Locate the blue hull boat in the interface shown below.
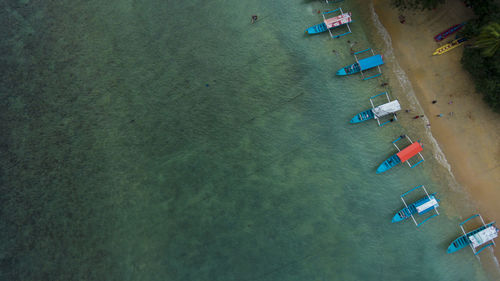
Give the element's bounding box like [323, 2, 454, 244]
[336, 54, 383, 76]
[448, 222, 496, 254]
[392, 193, 438, 223]
[306, 23, 328, 34]
[376, 154, 401, 174]
[350, 109, 374, 123]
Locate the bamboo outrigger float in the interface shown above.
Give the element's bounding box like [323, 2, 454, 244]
[432, 38, 468, 55]
[448, 214, 499, 255]
[305, 7, 352, 39]
[350, 92, 401, 126]
[337, 48, 384, 80]
[376, 135, 424, 174]
[392, 185, 440, 227]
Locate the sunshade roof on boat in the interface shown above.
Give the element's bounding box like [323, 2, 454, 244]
[416, 198, 439, 214]
[373, 100, 401, 119]
[358, 55, 384, 71]
[397, 142, 423, 163]
[469, 226, 498, 248]
[324, 13, 352, 29]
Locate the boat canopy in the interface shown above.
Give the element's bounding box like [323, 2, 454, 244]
[324, 13, 352, 29]
[416, 197, 439, 214]
[358, 55, 384, 71]
[469, 226, 498, 248]
[397, 142, 423, 163]
[373, 100, 401, 119]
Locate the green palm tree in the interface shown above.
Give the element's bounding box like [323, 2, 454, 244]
[475, 22, 500, 57]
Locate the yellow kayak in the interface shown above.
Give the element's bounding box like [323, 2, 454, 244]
[432, 38, 468, 56]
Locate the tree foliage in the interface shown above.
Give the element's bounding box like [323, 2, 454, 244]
[460, 1, 500, 112]
[475, 22, 500, 57]
[391, 0, 445, 10]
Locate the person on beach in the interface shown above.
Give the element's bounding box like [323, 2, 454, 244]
[432, 100, 437, 104]
[251, 15, 258, 24]
[399, 15, 406, 24]
[437, 113, 443, 117]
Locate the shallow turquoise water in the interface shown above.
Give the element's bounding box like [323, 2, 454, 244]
[0, 0, 495, 280]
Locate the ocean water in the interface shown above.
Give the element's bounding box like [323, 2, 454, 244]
[0, 0, 496, 280]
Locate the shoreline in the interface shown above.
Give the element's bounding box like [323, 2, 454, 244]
[371, 0, 500, 260]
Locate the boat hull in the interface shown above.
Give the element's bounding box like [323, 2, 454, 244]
[433, 38, 468, 55]
[350, 109, 374, 123]
[434, 23, 465, 42]
[305, 23, 328, 34]
[447, 222, 496, 254]
[376, 154, 401, 174]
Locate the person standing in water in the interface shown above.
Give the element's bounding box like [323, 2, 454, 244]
[251, 15, 258, 24]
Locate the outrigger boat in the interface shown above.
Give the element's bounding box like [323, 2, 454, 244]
[376, 135, 424, 174]
[305, 7, 352, 39]
[432, 38, 468, 55]
[350, 92, 401, 126]
[434, 22, 466, 42]
[392, 185, 440, 227]
[448, 214, 499, 255]
[336, 48, 384, 80]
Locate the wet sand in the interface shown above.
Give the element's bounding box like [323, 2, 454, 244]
[373, 0, 500, 254]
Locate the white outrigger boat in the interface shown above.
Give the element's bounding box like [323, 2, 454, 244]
[448, 214, 499, 255]
[392, 185, 440, 227]
[350, 92, 401, 126]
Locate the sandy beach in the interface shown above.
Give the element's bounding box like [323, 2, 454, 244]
[373, 0, 500, 256]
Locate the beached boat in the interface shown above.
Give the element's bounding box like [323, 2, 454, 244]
[337, 48, 384, 80]
[350, 92, 400, 126]
[392, 185, 440, 227]
[434, 22, 466, 42]
[432, 38, 468, 55]
[376, 135, 424, 174]
[448, 214, 499, 255]
[305, 8, 352, 38]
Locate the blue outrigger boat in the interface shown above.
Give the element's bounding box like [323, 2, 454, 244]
[336, 48, 384, 80]
[377, 135, 424, 174]
[448, 214, 499, 255]
[392, 185, 440, 227]
[350, 92, 400, 126]
[305, 7, 352, 39]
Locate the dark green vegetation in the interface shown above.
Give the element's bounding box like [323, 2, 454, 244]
[460, 0, 500, 112]
[391, 0, 445, 10]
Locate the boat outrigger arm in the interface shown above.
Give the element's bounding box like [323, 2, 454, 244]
[459, 214, 498, 255]
[354, 48, 383, 80]
[322, 8, 352, 39]
[397, 185, 440, 227]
